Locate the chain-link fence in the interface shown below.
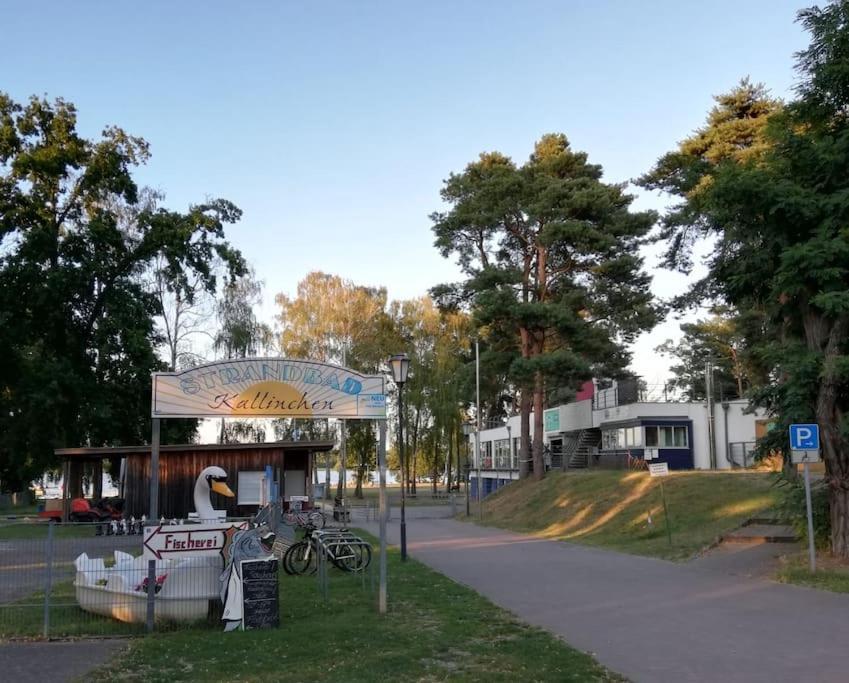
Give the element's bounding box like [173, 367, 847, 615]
[0, 521, 224, 638]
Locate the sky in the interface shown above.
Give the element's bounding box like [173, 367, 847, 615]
[2, 0, 810, 387]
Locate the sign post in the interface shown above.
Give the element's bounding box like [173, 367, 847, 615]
[649, 462, 672, 546]
[790, 424, 821, 573]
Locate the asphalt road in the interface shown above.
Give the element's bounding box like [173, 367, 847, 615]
[0, 639, 127, 682]
[362, 517, 849, 683]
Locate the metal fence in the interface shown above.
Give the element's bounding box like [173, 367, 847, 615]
[342, 495, 462, 523]
[0, 521, 224, 638]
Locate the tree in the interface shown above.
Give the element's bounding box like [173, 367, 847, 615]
[391, 296, 471, 494]
[213, 269, 273, 444]
[656, 307, 763, 401]
[276, 272, 395, 497]
[0, 94, 244, 491]
[152, 246, 217, 372]
[432, 134, 658, 479]
[640, 2, 849, 557]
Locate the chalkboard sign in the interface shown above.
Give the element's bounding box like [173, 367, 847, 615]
[241, 558, 279, 630]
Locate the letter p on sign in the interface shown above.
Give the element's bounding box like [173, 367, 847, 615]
[790, 424, 820, 451]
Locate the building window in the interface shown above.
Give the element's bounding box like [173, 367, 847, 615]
[644, 425, 688, 448]
[513, 437, 520, 468]
[237, 471, 265, 505]
[601, 426, 643, 450]
[479, 441, 493, 468]
[494, 439, 511, 468]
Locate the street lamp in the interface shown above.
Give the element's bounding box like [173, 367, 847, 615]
[462, 422, 474, 516]
[389, 353, 410, 561]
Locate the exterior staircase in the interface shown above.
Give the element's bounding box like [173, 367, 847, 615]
[564, 429, 601, 469]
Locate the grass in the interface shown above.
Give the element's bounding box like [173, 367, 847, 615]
[0, 579, 147, 638]
[0, 522, 107, 540]
[86, 532, 623, 682]
[776, 552, 849, 593]
[472, 470, 781, 561]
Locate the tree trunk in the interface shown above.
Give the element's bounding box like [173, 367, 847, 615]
[810, 313, 849, 556]
[519, 390, 531, 479]
[446, 426, 453, 493]
[354, 464, 365, 498]
[532, 370, 545, 480]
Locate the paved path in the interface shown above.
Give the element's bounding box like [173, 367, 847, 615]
[0, 639, 127, 682]
[362, 517, 849, 683]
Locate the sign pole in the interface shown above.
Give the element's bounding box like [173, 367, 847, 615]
[660, 479, 672, 546]
[149, 417, 160, 520]
[789, 424, 821, 574]
[377, 420, 388, 614]
[803, 460, 816, 573]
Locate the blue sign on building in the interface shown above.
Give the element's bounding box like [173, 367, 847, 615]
[789, 424, 820, 451]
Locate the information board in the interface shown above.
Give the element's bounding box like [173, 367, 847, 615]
[648, 462, 669, 477]
[241, 558, 279, 630]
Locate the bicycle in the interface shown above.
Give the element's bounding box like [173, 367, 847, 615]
[283, 508, 326, 529]
[283, 526, 371, 576]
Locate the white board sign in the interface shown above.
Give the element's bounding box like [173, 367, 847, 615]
[648, 462, 669, 477]
[152, 358, 386, 419]
[791, 450, 822, 465]
[644, 448, 658, 461]
[143, 521, 248, 560]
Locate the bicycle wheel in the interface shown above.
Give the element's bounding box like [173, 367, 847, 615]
[307, 510, 326, 529]
[332, 542, 372, 573]
[284, 541, 316, 575]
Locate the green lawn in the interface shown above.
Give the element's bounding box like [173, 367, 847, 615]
[0, 578, 147, 638]
[87, 534, 623, 682]
[472, 470, 781, 561]
[776, 553, 849, 594]
[0, 522, 104, 540]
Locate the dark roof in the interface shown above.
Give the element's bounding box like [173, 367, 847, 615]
[55, 440, 336, 459]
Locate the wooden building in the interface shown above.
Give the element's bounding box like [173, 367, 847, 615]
[54, 441, 334, 520]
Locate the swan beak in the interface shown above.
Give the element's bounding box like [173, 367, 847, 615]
[211, 480, 235, 498]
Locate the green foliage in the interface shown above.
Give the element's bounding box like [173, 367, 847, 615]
[640, 3, 849, 554]
[432, 133, 659, 473]
[775, 474, 832, 550]
[0, 94, 243, 490]
[656, 306, 765, 401]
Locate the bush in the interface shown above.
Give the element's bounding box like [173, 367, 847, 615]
[775, 474, 831, 550]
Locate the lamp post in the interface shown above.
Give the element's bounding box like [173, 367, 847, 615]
[389, 353, 410, 561]
[462, 422, 473, 516]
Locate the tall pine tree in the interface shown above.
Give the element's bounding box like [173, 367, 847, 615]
[432, 134, 657, 478]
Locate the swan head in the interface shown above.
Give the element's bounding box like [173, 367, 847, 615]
[198, 466, 235, 499]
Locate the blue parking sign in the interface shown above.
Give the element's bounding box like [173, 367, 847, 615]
[789, 424, 820, 450]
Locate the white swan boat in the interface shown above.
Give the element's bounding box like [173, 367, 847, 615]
[74, 466, 236, 623]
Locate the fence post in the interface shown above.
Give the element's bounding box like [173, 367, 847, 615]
[42, 520, 55, 638]
[146, 559, 156, 632]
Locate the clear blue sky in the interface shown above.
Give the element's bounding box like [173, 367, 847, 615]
[2, 0, 809, 383]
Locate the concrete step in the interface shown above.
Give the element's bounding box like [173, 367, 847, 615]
[722, 524, 798, 543]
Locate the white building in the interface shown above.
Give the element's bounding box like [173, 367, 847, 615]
[468, 379, 771, 499]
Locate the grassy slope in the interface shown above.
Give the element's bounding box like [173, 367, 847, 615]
[88, 538, 623, 683]
[476, 470, 781, 561]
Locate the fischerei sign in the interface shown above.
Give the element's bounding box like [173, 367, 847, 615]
[143, 522, 249, 561]
[152, 358, 386, 419]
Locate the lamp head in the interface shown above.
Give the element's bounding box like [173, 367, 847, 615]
[389, 353, 410, 385]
